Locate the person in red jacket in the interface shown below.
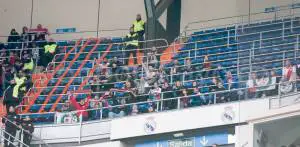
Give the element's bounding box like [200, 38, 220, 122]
[69, 93, 91, 121]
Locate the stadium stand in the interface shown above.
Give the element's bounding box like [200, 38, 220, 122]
[0, 15, 296, 124]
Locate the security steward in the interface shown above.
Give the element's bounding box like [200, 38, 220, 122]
[132, 14, 145, 48]
[21, 116, 34, 146]
[3, 80, 19, 113]
[41, 41, 57, 67]
[2, 106, 21, 147]
[125, 27, 139, 65]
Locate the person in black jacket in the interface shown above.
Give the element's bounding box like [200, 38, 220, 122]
[3, 80, 19, 112]
[21, 116, 34, 146]
[2, 106, 21, 147]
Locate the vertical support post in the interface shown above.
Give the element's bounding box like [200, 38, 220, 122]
[259, 32, 262, 49]
[194, 42, 197, 58]
[78, 115, 82, 145]
[227, 30, 230, 47]
[100, 108, 103, 120]
[213, 93, 217, 104]
[295, 35, 299, 61]
[177, 97, 180, 109]
[282, 21, 285, 39]
[291, 18, 293, 32]
[160, 93, 163, 111]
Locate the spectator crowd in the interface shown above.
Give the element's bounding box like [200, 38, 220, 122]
[1, 14, 300, 129]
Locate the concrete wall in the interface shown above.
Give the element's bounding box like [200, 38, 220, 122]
[1, 0, 299, 41]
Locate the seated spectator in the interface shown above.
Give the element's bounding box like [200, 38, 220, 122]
[148, 83, 162, 110]
[210, 76, 226, 103]
[90, 101, 102, 120]
[214, 64, 226, 81]
[224, 71, 239, 101]
[189, 87, 207, 106]
[7, 29, 20, 50]
[247, 72, 257, 99]
[265, 70, 278, 96]
[180, 89, 189, 108]
[158, 65, 168, 84]
[280, 60, 296, 94]
[9, 51, 17, 65]
[131, 104, 139, 115]
[89, 76, 102, 97]
[109, 57, 123, 82]
[143, 63, 159, 85]
[183, 58, 194, 81]
[162, 82, 175, 110]
[139, 98, 156, 113]
[170, 59, 182, 81]
[202, 55, 212, 78]
[124, 81, 137, 103]
[69, 92, 91, 121]
[61, 100, 75, 112]
[172, 81, 183, 98]
[108, 98, 125, 119]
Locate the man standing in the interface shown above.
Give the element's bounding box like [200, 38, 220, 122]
[124, 27, 139, 65]
[132, 14, 145, 48]
[2, 106, 20, 147]
[21, 116, 34, 147]
[3, 80, 19, 112]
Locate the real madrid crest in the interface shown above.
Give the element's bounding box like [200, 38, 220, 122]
[144, 117, 157, 134]
[221, 106, 235, 123]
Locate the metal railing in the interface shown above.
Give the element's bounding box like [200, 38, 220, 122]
[1, 115, 51, 147]
[0, 127, 29, 147]
[30, 31, 300, 91]
[17, 78, 300, 123]
[182, 3, 300, 36]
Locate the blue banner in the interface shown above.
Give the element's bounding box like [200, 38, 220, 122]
[56, 28, 76, 33]
[136, 133, 228, 147]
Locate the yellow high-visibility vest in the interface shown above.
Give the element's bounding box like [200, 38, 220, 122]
[14, 76, 26, 86]
[13, 85, 20, 98]
[44, 44, 57, 54]
[133, 20, 145, 32]
[126, 33, 139, 46]
[23, 58, 34, 71]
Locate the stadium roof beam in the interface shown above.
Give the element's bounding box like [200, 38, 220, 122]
[144, 0, 181, 44]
